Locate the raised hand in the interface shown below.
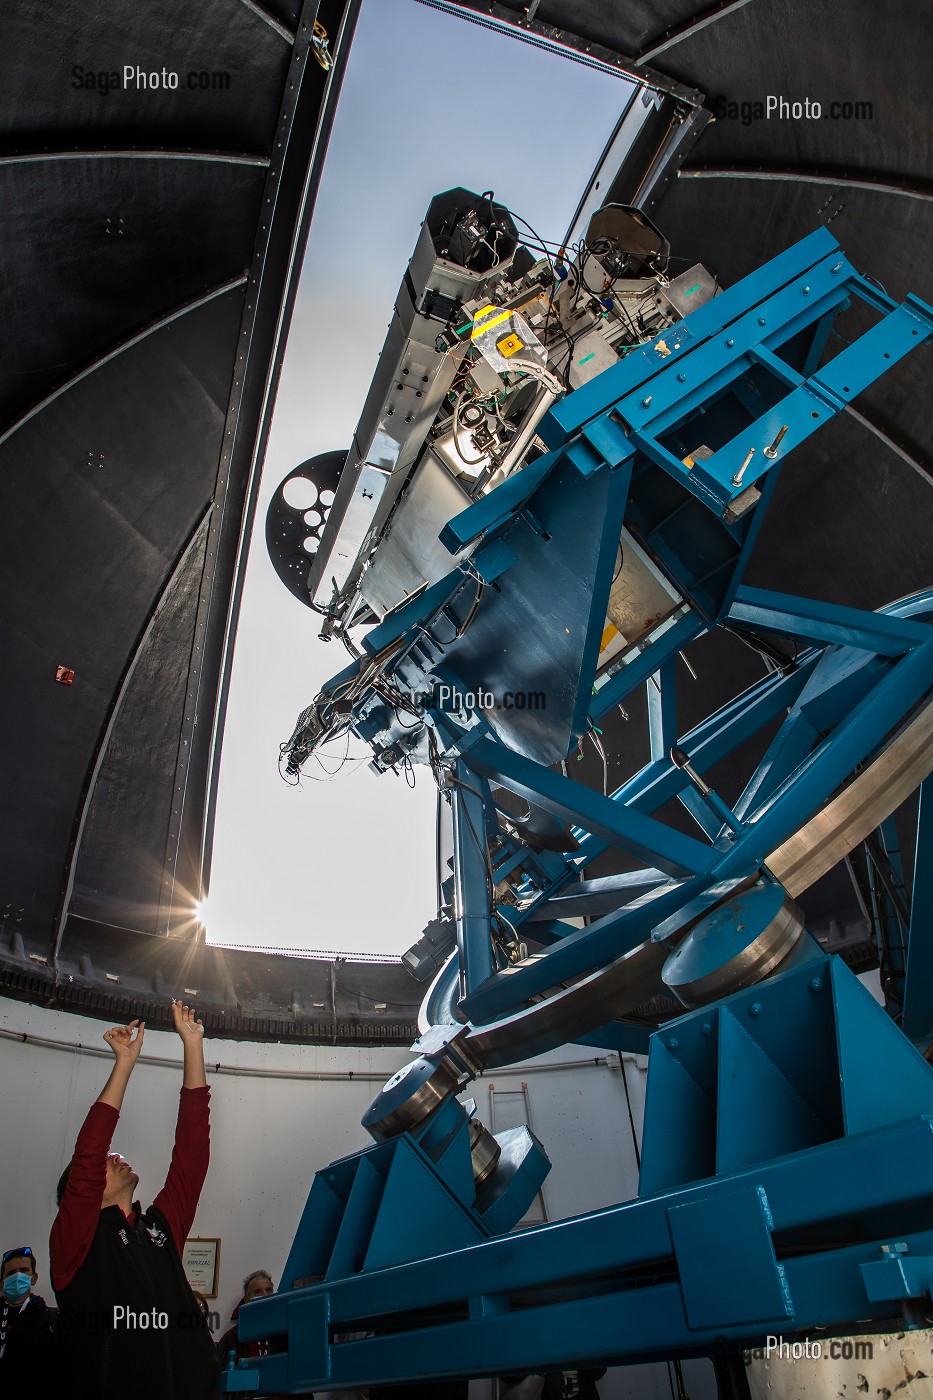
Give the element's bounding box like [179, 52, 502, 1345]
[171, 1000, 204, 1041]
[172, 1000, 207, 1089]
[103, 1019, 145, 1065]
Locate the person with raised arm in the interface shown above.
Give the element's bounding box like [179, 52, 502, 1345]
[51, 1002, 219, 1399]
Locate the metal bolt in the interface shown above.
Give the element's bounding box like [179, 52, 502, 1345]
[763, 424, 789, 459]
[809, 977, 823, 992]
[801, 285, 810, 295]
[677, 372, 687, 383]
[641, 395, 653, 407]
[757, 316, 766, 326]
[668, 1037, 679, 1050]
[732, 446, 755, 487]
[725, 338, 734, 347]
[701, 1023, 712, 1036]
[831, 262, 843, 273]
[749, 1003, 762, 1017]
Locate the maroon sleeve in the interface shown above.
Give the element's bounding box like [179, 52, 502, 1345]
[50, 1101, 119, 1291]
[152, 1085, 211, 1252]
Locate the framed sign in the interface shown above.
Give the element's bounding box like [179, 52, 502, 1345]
[183, 1237, 221, 1297]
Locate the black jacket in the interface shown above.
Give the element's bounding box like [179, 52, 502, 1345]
[55, 1201, 219, 1399]
[0, 1292, 63, 1387]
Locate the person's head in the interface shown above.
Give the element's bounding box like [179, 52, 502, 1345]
[101, 1151, 139, 1208]
[57, 1152, 139, 1211]
[242, 1269, 274, 1303]
[2, 1247, 37, 1304]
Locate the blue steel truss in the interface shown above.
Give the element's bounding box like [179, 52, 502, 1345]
[223, 230, 933, 1392]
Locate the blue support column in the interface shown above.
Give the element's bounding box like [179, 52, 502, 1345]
[647, 661, 677, 761]
[728, 586, 931, 654]
[462, 735, 715, 879]
[450, 758, 494, 996]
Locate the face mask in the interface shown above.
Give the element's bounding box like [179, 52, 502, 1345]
[3, 1273, 31, 1303]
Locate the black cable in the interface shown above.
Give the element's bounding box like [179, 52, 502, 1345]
[393, 705, 423, 730]
[456, 576, 485, 637]
[481, 193, 559, 269]
[619, 1054, 641, 1171]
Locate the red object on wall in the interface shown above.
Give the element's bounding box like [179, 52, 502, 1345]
[55, 665, 75, 685]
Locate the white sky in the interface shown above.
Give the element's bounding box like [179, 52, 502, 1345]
[206, 0, 632, 956]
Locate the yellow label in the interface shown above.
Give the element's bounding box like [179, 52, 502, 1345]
[471, 308, 513, 338]
[497, 332, 524, 357]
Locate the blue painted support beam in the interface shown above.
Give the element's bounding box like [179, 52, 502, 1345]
[461, 736, 715, 879]
[439, 450, 562, 553]
[647, 661, 677, 761]
[902, 778, 933, 1044]
[646, 660, 725, 847]
[234, 1121, 933, 1393]
[360, 538, 516, 658]
[461, 875, 710, 1022]
[728, 586, 932, 655]
[800, 306, 839, 377]
[590, 611, 705, 726]
[711, 638, 933, 881]
[535, 243, 932, 524]
[572, 657, 817, 869]
[593, 264, 854, 514]
[523, 870, 665, 922]
[539, 228, 843, 446]
[574, 1023, 653, 1055]
[732, 708, 820, 822]
[450, 759, 494, 996]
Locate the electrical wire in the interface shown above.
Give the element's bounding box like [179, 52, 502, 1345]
[589, 727, 609, 796]
[481, 192, 558, 270]
[453, 389, 491, 467]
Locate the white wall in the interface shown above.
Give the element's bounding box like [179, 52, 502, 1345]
[0, 998, 714, 1398]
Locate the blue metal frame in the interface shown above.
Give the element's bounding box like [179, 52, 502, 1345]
[223, 232, 933, 1391]
[229, 955, 933, 1392]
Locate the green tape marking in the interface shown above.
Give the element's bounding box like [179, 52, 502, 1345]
[685, 283, 700, 295]
[578, 351, 596, 365]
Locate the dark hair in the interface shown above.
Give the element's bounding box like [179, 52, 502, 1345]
[242, 1269, 273, 1296]
[1, 1252, 37, 1281]
[57, 1164, 72, 1205]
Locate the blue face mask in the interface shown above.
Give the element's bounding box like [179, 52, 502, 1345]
[2, 1273, 31, 1303]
